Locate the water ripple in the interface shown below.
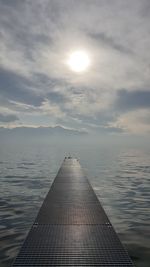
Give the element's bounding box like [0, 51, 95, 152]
[0, 144, 150, 267]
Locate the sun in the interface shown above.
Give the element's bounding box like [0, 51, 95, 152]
[67, 50, 90, 72]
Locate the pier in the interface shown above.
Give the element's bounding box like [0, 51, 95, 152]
[12, 157, 134, 266]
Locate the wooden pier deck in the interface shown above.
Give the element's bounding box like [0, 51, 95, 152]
[12, 157, 134, 266]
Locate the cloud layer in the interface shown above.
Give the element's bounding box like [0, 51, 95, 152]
[0, 0, 150, 134]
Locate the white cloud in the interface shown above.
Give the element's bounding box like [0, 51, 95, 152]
[39, 99, 65, 118]
[0, 0, 150, 134]
[111, 109, 150, 134]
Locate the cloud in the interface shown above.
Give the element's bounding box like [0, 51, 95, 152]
[0, 113, 19, 123]
[0, 68, 44, 107]
[115, 89, 150, 111]
[111, 109, 150, 134]
[0, 0, 149, 89]
[0, 0, 150, 135]
[88, 32, 132, 55]
[47, 91, 68, 104]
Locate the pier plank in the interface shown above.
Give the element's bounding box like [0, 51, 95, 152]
[12, 158, 133, 266]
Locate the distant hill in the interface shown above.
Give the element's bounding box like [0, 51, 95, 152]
[0, 126, 87, 139]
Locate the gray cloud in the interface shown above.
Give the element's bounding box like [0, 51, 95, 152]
[88, 32, 132, 54]
[47, 91, 68, 104]
[0, 0, 21, 7]
[0, 0, 150, 134]
[73, 111, 116, 127]
[0, 113, 19, 122]
[0, 68, 44, 107]
[97, 125, 124, 134]
[115, 89, 150, 111]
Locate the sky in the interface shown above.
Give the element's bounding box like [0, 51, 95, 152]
[0, 0, 150, 136]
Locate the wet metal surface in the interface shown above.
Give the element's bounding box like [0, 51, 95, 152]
[12, 158, 134, 266]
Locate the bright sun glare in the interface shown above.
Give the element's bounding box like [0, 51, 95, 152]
[67, 51, 90, 72]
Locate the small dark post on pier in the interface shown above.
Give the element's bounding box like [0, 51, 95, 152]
[12, 157, 134, 266]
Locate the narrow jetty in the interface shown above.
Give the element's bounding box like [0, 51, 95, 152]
[13, 157, 133, 266]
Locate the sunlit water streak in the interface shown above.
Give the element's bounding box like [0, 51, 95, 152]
[0, 142, 150, 267]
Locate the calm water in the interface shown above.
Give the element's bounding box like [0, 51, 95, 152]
[0, 141, 150, 267]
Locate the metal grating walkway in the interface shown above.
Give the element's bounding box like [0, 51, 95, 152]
[12, 158, 134, 266]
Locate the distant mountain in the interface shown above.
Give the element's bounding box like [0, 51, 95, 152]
[0, 126, 87, 138]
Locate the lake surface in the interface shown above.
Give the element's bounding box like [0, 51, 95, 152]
[0, 141, 150, 267]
